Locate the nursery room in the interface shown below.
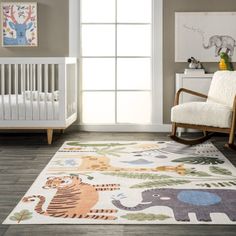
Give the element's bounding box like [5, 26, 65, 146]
[0, 0, 236, 235]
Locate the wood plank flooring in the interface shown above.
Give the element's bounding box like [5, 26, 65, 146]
[0, 131, 236, 236]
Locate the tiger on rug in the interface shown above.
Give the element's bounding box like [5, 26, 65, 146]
[23, 175, 120, 220]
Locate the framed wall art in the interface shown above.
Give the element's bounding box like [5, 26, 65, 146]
[175, 12, 236, 62]
[1, 2, 38, 47]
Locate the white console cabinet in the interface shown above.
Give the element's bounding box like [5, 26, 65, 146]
[176, 73, 213, 103]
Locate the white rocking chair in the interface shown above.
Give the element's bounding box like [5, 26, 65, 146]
[170, 71, 236, 150]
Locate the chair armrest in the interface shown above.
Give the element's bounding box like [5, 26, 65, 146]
[233, 95, 236, 113]
[229, 95, 236, 139]
[231, 95, 236, 118]
[174, 88, 208, 106]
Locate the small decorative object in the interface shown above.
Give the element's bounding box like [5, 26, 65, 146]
[1, 2, 37, 47]
[184, 57, 205, 75]
[219, 52, 234, 71]
[187, 57, 202, 69]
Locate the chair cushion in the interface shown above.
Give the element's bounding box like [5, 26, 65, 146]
[171, 102, 232, 128]
[207, 71, 236, 108]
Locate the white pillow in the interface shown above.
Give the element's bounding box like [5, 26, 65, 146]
[24, 91, 59, 101]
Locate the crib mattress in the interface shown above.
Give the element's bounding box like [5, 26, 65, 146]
[0, 95, 59, 120]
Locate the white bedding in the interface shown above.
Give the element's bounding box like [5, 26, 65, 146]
[0, 95, 59, 120]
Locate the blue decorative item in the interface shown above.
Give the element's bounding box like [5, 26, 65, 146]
[65, 159, 77, 166]
[177, 190, 221, 206]
[122, 159, 153, 165]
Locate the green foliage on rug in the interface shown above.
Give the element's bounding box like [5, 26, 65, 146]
[70, 173, 94, 180]
[103, 172, 171, 180]
[185, 169, 211, 177]
[121, 213, 171, 221]
[172, 156, 224, 165]
[66, 142, 136, 147]
[103, 170, 211, 179]
[209, 166, 232, 176]
[130, 179, 191, 188]
[9, 210, 33, 223]
[94, 147, 127, 157]
[196, 181, 236, 188]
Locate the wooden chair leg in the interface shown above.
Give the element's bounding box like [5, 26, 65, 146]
[228, 129, 235, 146]
[171, 123, 177, 136]
[226, 125, 236, 150]
[47, 129, 53, 145]
[225, 134, 236, 150]
[226, 107, 236, 150]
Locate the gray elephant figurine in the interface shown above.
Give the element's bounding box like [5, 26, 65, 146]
[203, 35, 236, 57]
[112, 188, 236, 222]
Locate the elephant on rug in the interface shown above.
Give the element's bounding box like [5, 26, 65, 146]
[112, 188, 236, 222]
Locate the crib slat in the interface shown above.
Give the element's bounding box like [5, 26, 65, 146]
[35, 64, 39, 120]
[1, 65, 5, 119]
[38, 64, 42, 92]
[51, 64, 55, 120]
[15, 64, 19, 120]
[18, 64, 23, 119]
[33, 64, 36, 91]
[18, 64, 22, 95]
[29, 64, 33, 120]
[58, 63, 66, 121]
[8, 64, 12, 120]
[26, 64, 29, 120]
[37, 64, 42, 120]
[44, 64, 48, 120]
[21, 64, 26, 120]
[27, 64, 30, 91]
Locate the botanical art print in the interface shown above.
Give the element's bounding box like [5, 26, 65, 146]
[1, 2, 37, 47]
[175, 12, 236, 62]
[3, 141, 236, 225]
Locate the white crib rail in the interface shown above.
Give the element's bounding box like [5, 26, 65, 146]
[1, 64, 5, 119]
[0, 58, 77, 128]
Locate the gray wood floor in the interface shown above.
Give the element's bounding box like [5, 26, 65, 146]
[0, 131, 236, 236]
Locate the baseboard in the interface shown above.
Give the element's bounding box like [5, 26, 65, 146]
[74, 124, 172, 132]
[0, 124, 172, 133]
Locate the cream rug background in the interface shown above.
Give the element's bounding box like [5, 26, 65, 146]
[3, 141, 236, 224]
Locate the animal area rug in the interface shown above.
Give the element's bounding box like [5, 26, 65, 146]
[3, 141, 236, 225]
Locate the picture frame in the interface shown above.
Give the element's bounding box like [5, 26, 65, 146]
[175, 12, 236, 62]
[1, 2, 38, 47]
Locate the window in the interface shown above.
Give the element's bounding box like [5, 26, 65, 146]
[80, 0, 158, 126]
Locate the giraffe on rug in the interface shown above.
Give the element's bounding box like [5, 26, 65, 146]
[47, 155, 187, 175]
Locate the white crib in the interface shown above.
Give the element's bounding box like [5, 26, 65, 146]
[0, 57, 77, 144]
